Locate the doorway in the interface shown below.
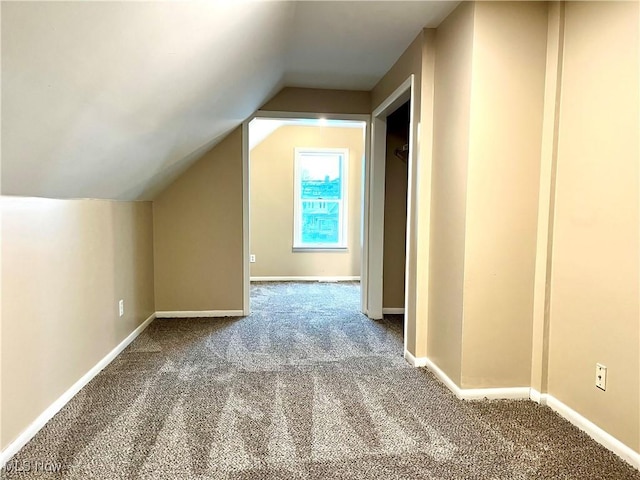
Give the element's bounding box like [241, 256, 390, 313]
[382, 102, 409, 318]
[368, 75, 416, 356]
[243, 115, 368, 313]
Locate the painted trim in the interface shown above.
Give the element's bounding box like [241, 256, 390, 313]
[155, 310, 243, 318]
[360, 117, 372, 315]
[254, 111, 371, 122]
[242, 120, 251, 316]
[0, 312, 156, 467]
[372, 77, 412, 117]
[293, 147, 349, 250]
[544, 395, 640, 470]
[418, 355, 530, 400]
[250, 276, 359, 282]
[370, 74, 414, 338]
[404, 350, 428, 367]
[382, 307, 404, 315]
[529, 388, 548, 405]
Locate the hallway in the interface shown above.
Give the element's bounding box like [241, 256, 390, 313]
[5, 283, 638, 479]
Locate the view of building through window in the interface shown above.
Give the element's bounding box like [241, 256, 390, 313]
[295, 149, 347, 248]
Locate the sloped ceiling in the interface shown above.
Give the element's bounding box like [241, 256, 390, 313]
[1, 1, 458, 200]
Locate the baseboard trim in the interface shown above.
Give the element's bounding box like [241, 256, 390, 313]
[417, 355, 530, 400]
[0, 312, 156, 468]
[544, 395, 640, 469]
[404, 350, 428, 367]
[382, 307, 405, 314]
[250, 276, 360, 282]
[529, 388, 548, 405]
[155, 310, 244, 319]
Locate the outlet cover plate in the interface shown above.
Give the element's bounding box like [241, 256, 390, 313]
[595, 363, 607, 391]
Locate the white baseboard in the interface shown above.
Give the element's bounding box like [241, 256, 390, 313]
[382, 307, 405, 314]
[155, 310, 244, 318]
[529, 388, 548, 405]
[0, 312, 156, 468]
[414, 354, 530, 400]
[404, 350, 428, 367]
[250, 276, 360, 282]
[541, 394, 639, 469]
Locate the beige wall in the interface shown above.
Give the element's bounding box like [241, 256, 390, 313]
[1, 197, 154, 449]
[427, 1, 475, 386]
[383, 127, 408, 309]
[262, 87, 371, 115]
[153, 88, 383, 313]
[372, 30, 428, 355]
[250, 125, 363, 277]
[153, 127, 244, 312]
[530, 0, 565, 398]
[426, 1, 547, 389]
[547, 1, 639, 452]
[460, 1, 547, 388]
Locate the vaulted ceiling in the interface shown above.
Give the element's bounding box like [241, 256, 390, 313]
[1, 1, 458, 200]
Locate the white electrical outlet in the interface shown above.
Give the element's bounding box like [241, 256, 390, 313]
[250, 254, 256, 263]
[595, 363, 607, 391]
[118, 299, 124, 317]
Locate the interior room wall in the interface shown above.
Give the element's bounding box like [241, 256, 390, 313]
[460, 1, 547, 388]
[261, 87, 371, 115]
[153, 127, 244, 312]
[427, 1, 475, 386]
[1, 197, 155, 449]
[383, 103, 409, 309]
[250, 124, 364, 278]
[547, 0, 639, 453]
[371, 30, 427, 357]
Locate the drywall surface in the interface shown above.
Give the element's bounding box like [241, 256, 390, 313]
[250, 125, 363, 277]
[530, 0, 565, 397]
[1, 1, 292, 201]
[371, 31, 425, 355]
[427, 1, 475, 385]
[261, 87, 371, 115]
[547, 1, 640, 452]
[153, 127, 244, 312]
[1, 197, 154, 449]
[460, 1, 547, 389]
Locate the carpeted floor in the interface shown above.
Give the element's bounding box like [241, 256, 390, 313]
[3, 282, 639, 479]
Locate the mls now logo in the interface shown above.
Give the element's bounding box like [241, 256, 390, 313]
[3, 459, 62, 473]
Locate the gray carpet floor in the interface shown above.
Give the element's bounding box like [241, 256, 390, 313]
[3, 282, 639, 479]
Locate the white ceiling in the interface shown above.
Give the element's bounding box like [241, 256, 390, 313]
[249, 118, 366, 151]
[1, 1, 459, 200]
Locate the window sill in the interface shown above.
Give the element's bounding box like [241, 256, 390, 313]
[292, 247, 349, 253]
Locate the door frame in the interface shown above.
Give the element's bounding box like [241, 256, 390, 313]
[369, 75, 415, 354]
[241, 111, 371, 315]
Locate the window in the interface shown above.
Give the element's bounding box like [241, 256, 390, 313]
[294, 148, 348, 249]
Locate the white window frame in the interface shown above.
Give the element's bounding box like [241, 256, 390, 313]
[293, 147, 349, 250]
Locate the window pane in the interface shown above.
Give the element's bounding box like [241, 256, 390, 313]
[299, 154, 342, 200]
[301, 200, 340, 244]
